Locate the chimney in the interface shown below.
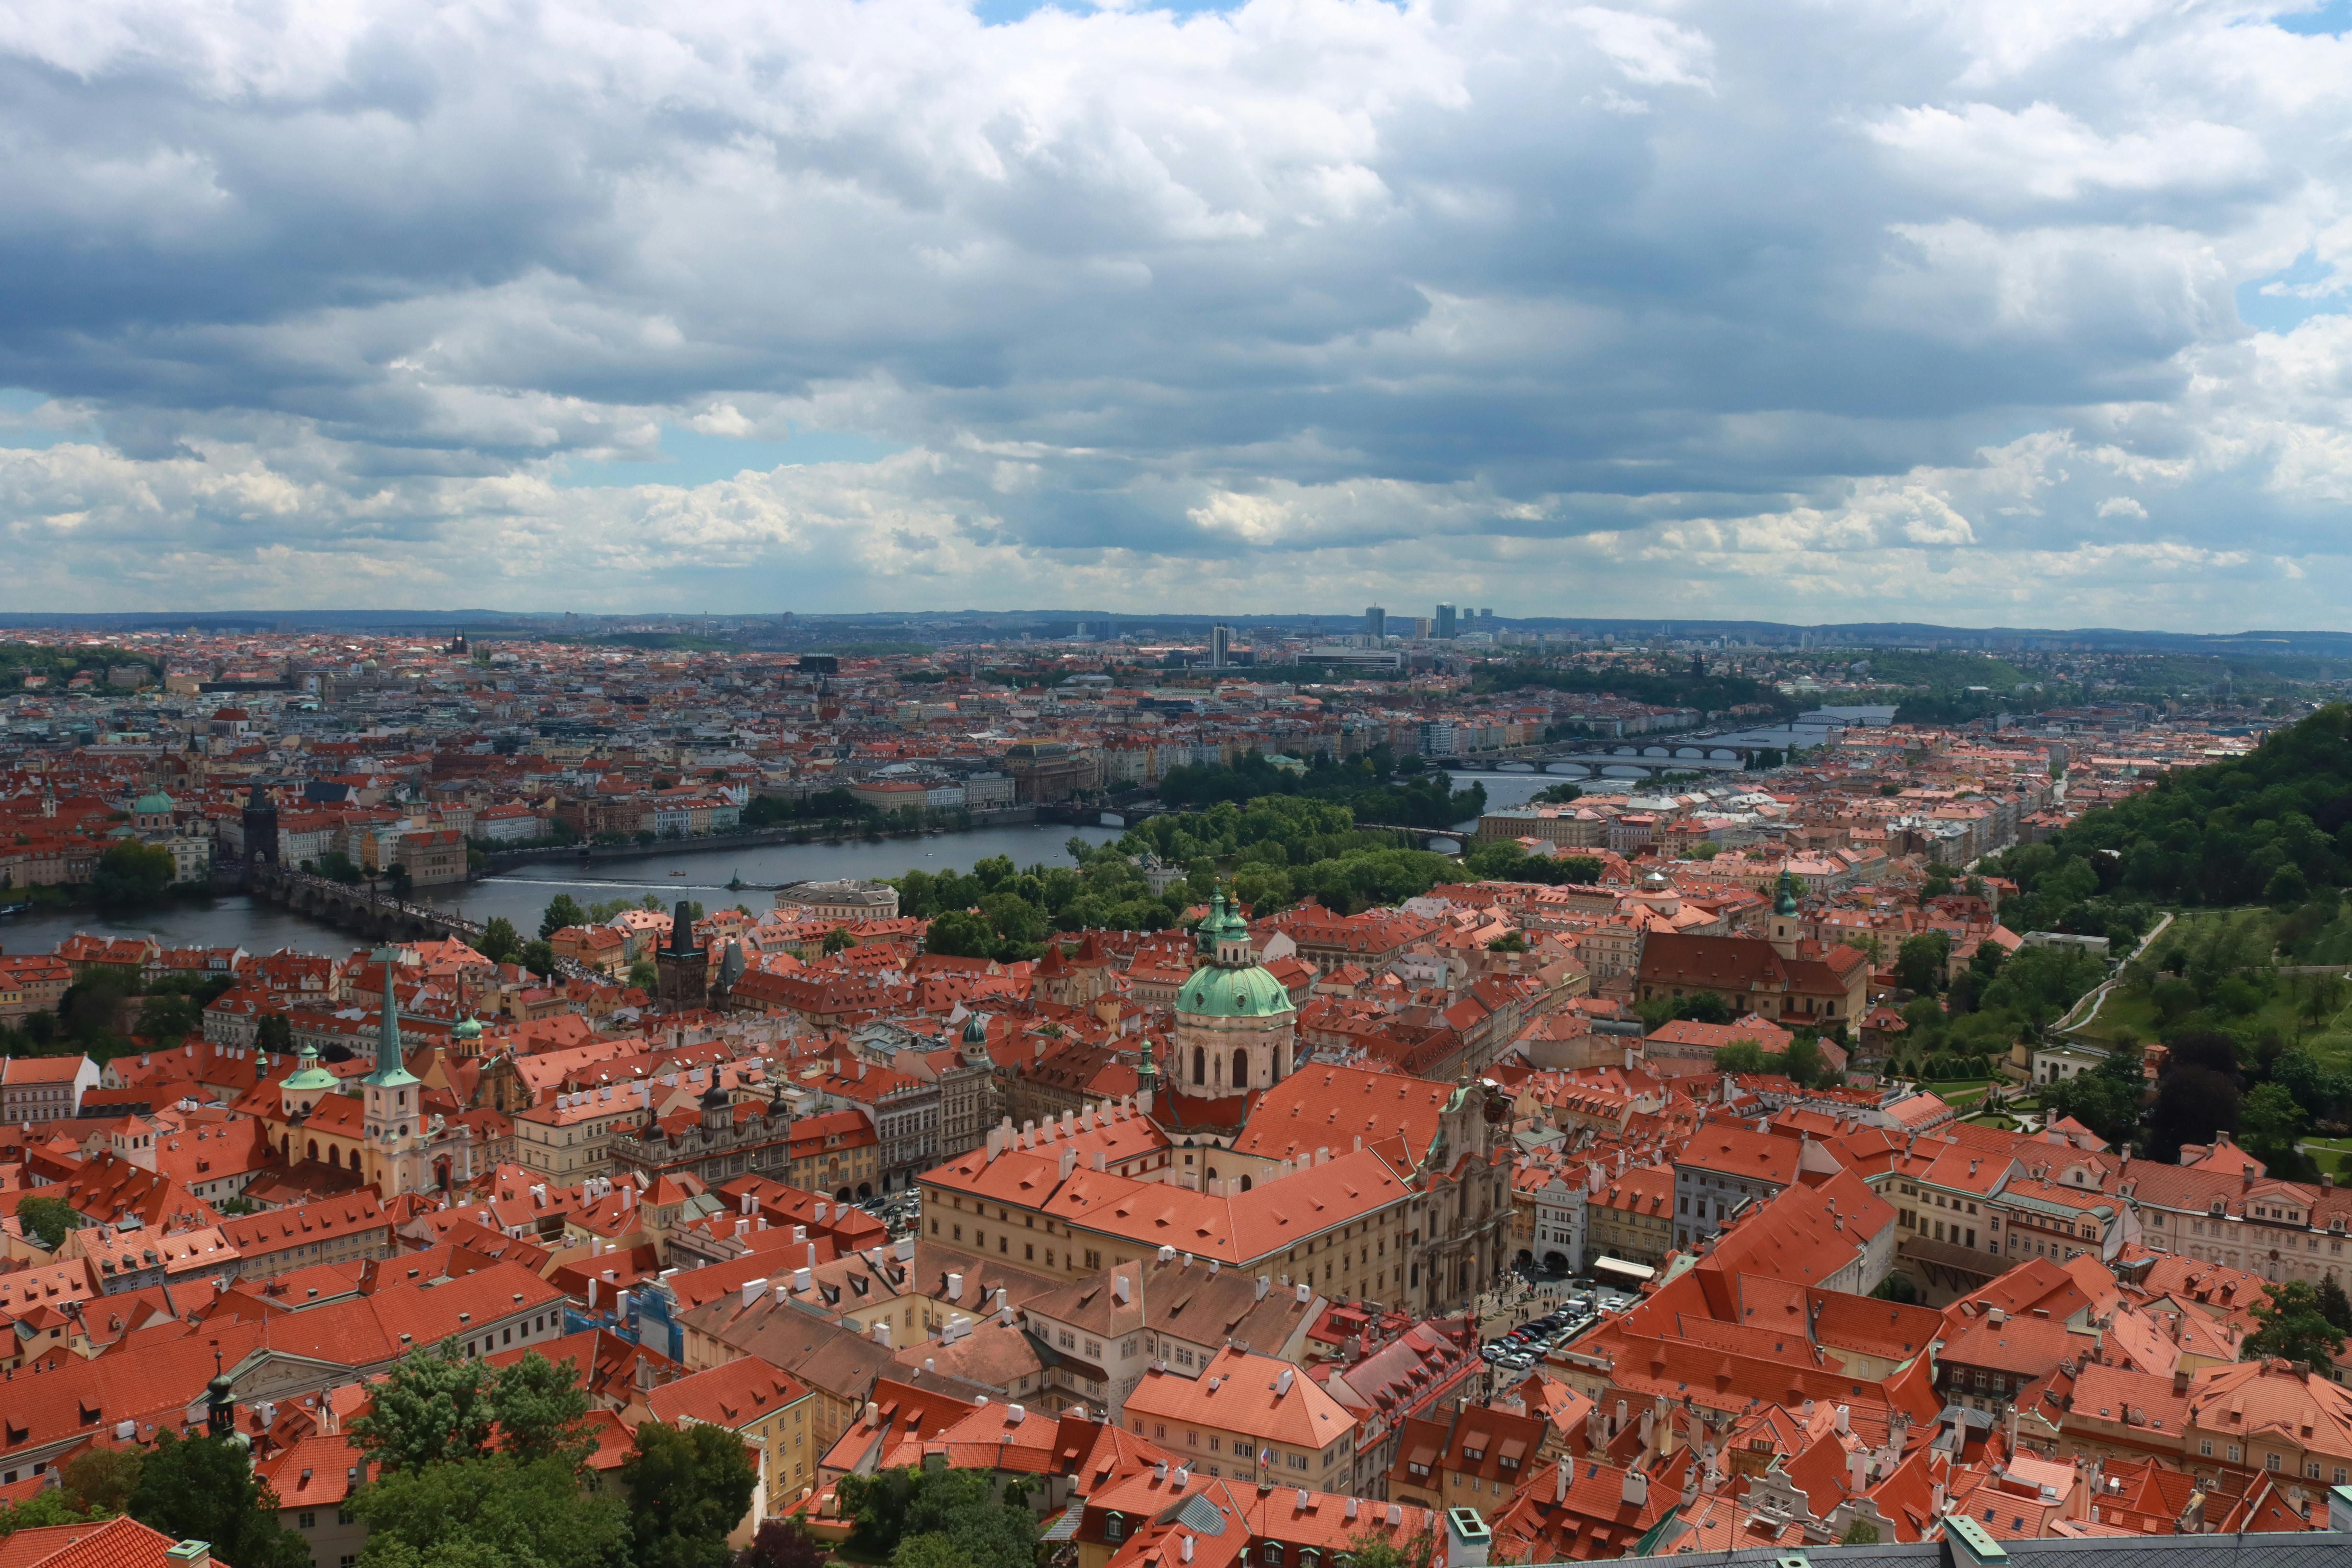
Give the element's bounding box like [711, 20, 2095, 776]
[1555, 1462, 1568, 1504]
[1114, 1274, 1132, 1305]
[1275, 1369, 1295, 1397]
[1255, 1275, 1270, 1301]
[165, 1546, 210, 1568]
[793, 1267, 812, 1291]
[872, 1320, 891, 1348]
[948, 1271, 963, 1300]
[1295, 1283, 1310, 1304]
[1621, 1469, 1648, 1506]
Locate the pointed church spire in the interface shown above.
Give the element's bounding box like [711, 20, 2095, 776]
[363, 944, 420, 1088]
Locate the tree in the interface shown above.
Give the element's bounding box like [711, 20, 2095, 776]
[477, 916, 520, 965]
[1531, 782, 1583, 805]
[1339, 1528, 1439, 1568]
[255, 1013, 295, 1053]
[63, 1447, 144, 1513]
[349, 1339, 499, 1472]
[2239, 1082, 2308, 1166]
[739, 1519, 831, 1568]
[1780, 1034, 1827, 1089]
[1841, 1520, 1882, 1546]
[627, 958, 659, 992]
[891, 1538, 974, 1568]
[92, 840, 177, 913]
[822, 927, 857, 954]
[128, 1430, 312, 1568]
[520, 940, 556, 978]
[1869, 1274, 1920, 1304]
[2241, 1280, 2347, 1372]
[350, 1342, 594, 1473]
[2267, 863, 2311, 908]
[2148, 1067, 2241, 1162]
[1895, 932, 1952, 994]
[538, 895, 587, 939]
[135, 991, 201, 1045]
[2317, 1273, 2352, 1334]
[17, 1193, 76, 1249]
[0, 1491, 107, 1542]
[621, 1421, 759, 1568]
[488, 1350, 598, 1469]
[1486, 931, 1526, 952]
[2040, 1071, 2142, 1151]
[834, 1467, 1037, 1568]
[924, 910, 997, 959]
[353, 1456, 629, 1568]
[1713, 1039, 1769, 1075]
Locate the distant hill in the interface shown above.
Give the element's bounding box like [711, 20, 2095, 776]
[1994, 705, 2352, 919]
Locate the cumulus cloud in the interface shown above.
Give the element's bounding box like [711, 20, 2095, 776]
[0, 0, 2350, 623]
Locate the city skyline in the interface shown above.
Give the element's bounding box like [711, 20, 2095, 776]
[2, 1, 2351, 628]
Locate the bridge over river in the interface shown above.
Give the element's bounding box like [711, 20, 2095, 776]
[244, 867, 597, 979]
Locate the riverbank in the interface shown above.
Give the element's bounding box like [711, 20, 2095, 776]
[481, 806, 1044, 867]
[0, 821, 1124, 960]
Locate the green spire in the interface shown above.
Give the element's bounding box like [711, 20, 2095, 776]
[1773, 869, 1800, 917]
[363, 944, 420, 1089]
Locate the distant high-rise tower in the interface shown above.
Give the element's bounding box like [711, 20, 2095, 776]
[1210, 623, 1232, 669]
[1435, 604, 1457, 640]
[1364, 606, 1387, 641]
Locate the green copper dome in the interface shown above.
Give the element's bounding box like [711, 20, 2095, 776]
[1773, 869, 1800, 916]
[132, 791, 173, 814]
[281, 1041, 340, 1094]
[452, 1014, 483, 1041]
[1176, 963, 1295, 1019]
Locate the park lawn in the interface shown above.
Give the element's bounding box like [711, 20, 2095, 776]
[2305, 1138, 2352, 1179]
[2061, 905, 2352, 1072]
[1926, 1078, 1993, 1110]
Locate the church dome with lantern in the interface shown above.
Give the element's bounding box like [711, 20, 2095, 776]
[1171, 892, 1296, 1101]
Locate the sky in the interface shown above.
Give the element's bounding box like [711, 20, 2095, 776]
[2, 0, 2352, 628]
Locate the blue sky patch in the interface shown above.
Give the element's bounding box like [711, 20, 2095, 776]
[552, 425, 906, 489]
[2236, 250, 2347, 333]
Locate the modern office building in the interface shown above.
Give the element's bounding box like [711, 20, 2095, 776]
[1435, 603, 1457, 640]
[1364, 605, 1387, 641]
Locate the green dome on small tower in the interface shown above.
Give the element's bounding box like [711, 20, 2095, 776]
[281, 1040, 340, 1094]
[1773, 869, 1801, 916]
[1176, 890, 1294, 1019]
[452, 1014, 484, 1043]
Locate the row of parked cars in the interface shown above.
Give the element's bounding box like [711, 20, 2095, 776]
[1478, 1288, 1625, 1370]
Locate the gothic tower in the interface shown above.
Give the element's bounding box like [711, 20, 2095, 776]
[655, 900, 708, 1013]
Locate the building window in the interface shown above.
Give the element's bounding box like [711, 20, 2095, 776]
[298, 1513, 317, 1530]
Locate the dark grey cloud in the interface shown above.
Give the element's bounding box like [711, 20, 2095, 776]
[0, 0, 2349, 621]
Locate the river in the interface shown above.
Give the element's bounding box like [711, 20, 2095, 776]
[0, 822, 1124, 960]
[0, 777, 1595, 961]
